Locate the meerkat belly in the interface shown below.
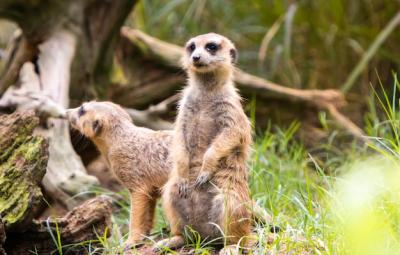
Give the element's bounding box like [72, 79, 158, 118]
[184, 109, 221, 169]
[190, 187, 223, 239]
[169, 172, 224, 239]
[177, 182, 223, 239]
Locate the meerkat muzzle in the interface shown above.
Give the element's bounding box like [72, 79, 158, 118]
[66, 109, 77, 126]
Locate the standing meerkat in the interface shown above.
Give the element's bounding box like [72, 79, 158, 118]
[158, 33, 253, 253]
[66, 101, 173, 248]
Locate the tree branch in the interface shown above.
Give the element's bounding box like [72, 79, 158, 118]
[124, 94, 178, 130]
[120, 27, 365, 138]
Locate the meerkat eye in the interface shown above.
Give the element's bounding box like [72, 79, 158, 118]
[187, 42, 196, 53]
[78, 106, 86, 117]
[205, 42, 219, 52]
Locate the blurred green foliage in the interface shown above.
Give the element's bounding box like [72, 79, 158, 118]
[130, 0, 400, 93]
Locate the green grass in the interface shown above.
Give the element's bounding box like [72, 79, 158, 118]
[128, 0, 400, 92]
[2, 1, 400, 253]
[42, 77, 400, 254]
[59, 76, 397, 255]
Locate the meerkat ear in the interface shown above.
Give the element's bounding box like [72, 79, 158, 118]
[230, 48, 238, 63]
[92, 119, 102, 136]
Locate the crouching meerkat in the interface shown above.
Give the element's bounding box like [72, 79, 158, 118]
[66, 101, 172, 248]
[158, 33, 253, 254]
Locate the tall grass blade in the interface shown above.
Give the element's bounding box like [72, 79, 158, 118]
[341, 11, 400, 93]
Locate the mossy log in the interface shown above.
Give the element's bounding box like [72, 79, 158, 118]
[0, 110, 48, 232]
[5, 195, 113, 255]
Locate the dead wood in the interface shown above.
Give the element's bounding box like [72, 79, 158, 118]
[0, 0, 138, 205]
[0, 31, 37, 96]
[0, 111, 48, 232]
[110, 32, 184, 109]
[0, 31, 101, 208]
[120, 27, 365, 139]
[125, 107, 173, 130]
[4, 195, 113, 255]
[124, 94, 179, 130]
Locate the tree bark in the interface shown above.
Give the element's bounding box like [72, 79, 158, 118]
[0, 111, 48, 231]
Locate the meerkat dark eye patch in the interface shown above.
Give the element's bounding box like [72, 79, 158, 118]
[205, 42, 219, 53]
[78, 106, 86, 117]
[92, 119, 102, 136]
[187, 42, 196, 53]
[230, 48, 237, 63]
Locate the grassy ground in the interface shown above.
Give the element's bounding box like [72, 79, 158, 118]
[46, 78, 400, 255]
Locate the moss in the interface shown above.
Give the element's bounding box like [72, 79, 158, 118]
[0, 112, 48, 230]
[0, 137, 25, 162]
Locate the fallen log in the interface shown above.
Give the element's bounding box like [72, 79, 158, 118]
[4, 195, 113, 255]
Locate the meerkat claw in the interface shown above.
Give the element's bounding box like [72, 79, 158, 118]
[178, 180, 189, 198]
[123, 241, 144, 252]
[194, 171, 211, 188]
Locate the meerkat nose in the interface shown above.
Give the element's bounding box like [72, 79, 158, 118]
[66, 109, 72, 117]
[65, 110, 76, 124]
[192, 55, 201, 62]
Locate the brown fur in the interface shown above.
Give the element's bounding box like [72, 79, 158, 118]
[66, 101, 173, 247]
[160, 33, 253, 252]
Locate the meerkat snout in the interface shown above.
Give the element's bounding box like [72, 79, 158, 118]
[66, 109, 77, 126]
[192, 55, 201, 62]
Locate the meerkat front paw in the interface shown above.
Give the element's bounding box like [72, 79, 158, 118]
[177, 178, 189, 198]
[194, 171, 212, 188]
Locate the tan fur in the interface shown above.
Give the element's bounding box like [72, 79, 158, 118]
[66, 101, 173, 247]
[160, 33, 253, 251]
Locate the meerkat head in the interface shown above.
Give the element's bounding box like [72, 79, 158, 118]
[183, 33, 237, 74]
[66, 101, 131, 139]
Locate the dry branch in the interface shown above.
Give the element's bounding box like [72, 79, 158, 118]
[121, 27, 365, 138]
[124, 94, 178, 130]
[125, 107, 173, 130]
